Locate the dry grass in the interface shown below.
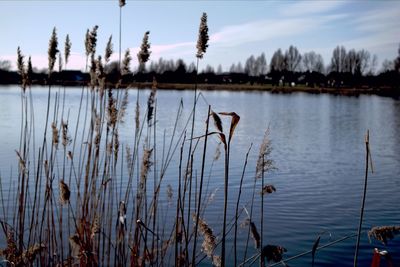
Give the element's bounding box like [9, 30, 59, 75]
[368, 226, 400, 245]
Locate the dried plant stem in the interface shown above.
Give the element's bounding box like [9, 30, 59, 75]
[221, 143, 229, 267]
[191, 105, 211, 266]
[353, 130, 371, 267]
[234, 144, 252, 266]
[260, 155, 265, 267]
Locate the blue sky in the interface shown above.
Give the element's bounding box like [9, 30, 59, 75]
[1, 0, 399, 72]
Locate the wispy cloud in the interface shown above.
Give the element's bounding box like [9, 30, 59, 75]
[210, 14, 347, 48]
[152, 42, 194, 55]
[280, 1, 346, 17]
[351, 4, 400, 34]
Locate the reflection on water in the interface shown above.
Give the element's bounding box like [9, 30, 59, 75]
[0, 86, 399, 266]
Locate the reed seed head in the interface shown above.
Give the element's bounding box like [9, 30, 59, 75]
[85, 29, 90, 56]
[140, 148, 153, 191]
[51, 122, 59, 147]
[105, 35, 113, 64]
[69, 234, 81, 258]
[262, 245, 287, 263]
[17, 47, 27, 91]
[137, 31, 151, 72]
[147, 76, 157, 125]
[64, 34, 71, 66]
[243, 219, 261, 248]
[17, 47, 25, 76]
[91, 215, 100, 238]
[135, 99, 140, 132]
[48, 27, 59, 75]
[114, 130, 120, 160]
[107, 89, 118, 127]
[261, 184, 276, 195]
[89, 54, 97, 89]
[62, 120, 71, 147]
[192, 214, 219, 264]
[85, 25, 99, 57]
[196, 12, 209, 59]
[121, 48, 131, 75]
[256, 128, 275, 179]
[59, 179, 71, 204]
[368, 225, 400, 245]
[27, 56, 33, 87]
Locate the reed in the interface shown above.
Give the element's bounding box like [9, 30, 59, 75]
[2, 10, 381, 267]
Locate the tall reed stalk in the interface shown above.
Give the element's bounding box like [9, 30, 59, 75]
[353, 130, 373, 267]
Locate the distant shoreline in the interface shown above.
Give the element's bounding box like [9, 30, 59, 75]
[132, 82, 400, 98]
[1, 82, 399, 98]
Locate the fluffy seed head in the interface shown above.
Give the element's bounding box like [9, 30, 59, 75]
[121, 49, 131, 75]
[48, 27, 59, 75]
[261, 184, 276, 195]
[137, 31, 151, 72]
[85, 25, 99, 57]
[59, 179, 71, 204]
[196, 13, 209, 59]
[27, 56, 33, 87]
[105, 35, 113, 64]
[51, 122, 59, 147]
[368, 225, 400, 245]
[256, 128, 275, 179]
[17, 47, 27, 91]
[64, 34, 71, 66]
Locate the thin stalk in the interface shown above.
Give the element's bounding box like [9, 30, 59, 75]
[221, 142, 229, 267]
[175, 135, 185, 266]
[260, 156, 265, 267]
[191, 105, 211, 266]
[234, 144, 252, 266]
[353, 130, 371, 267]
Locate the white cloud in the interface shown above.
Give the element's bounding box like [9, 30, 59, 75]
[209, 14, 347, 48]
[280, 1, 346, 17]
[351, 4, 400, 33]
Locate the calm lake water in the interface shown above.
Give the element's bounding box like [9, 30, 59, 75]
[0, 85, 399, 266]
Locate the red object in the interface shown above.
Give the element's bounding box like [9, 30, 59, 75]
[371, 248, 394, 267]
[371, 249, 381, 267]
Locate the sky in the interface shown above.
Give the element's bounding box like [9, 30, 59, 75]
[0, 0, 399, 73]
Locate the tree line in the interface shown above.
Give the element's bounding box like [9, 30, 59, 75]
[1, 44, 399, 89]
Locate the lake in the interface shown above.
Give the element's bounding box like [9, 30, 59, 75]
[0, 85, 399, 266]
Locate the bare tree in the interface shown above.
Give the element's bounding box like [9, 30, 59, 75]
[368, 54, 378, 75]
[245, 55, 256, 76]
[284, 45, 302, 72]
[395, 44, 400, 72]
[355, 49, 370, 75]
[270, 49, 285, 72]
[203, 64, 214, 73]
[216, 64, 223, 74]
[188, 62, 196, 73]
[330, 45, 347, 73]
[302, 51, 324, 73]
[257, 52, 267, 75]
[345, 49, 357, 73]
[381, 59, 394, 72]
[229, 63, 236, 73]
[236, 62, 244, 73]
[0, 59, 12, 71]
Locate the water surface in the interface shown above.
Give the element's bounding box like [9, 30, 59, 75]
[0, 85, 399, 266]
